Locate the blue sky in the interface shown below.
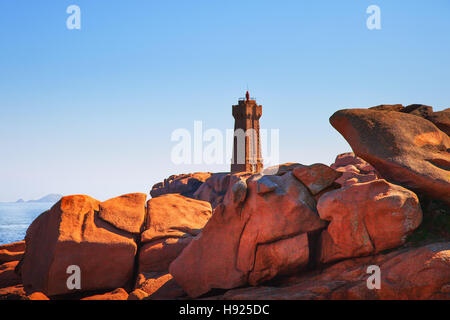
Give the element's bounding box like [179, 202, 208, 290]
[0, 0, 449, 201]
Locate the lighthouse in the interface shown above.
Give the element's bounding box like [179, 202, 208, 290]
[231, 91, 263, 173]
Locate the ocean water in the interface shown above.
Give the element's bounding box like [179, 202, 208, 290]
[0, 203, 54, 245]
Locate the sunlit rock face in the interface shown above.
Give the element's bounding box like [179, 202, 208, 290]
[330, 108, 450, 204]
[170, 171, 328, 298]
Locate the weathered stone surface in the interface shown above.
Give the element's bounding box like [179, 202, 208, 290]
[98, 193, 147, 234]
[219, 242, 450, 300]
[0, 241, 25, 264]
[194, 172, 252, 208]
[402, 105, 450, 136]
[193, 173, 229, 208]
[0, 285, 48, 300]
[370, 104, 450, 136]
[170, 172, 326, 298]
[0, 261, 21, 289]
[27, 292, 50, 300]
[331, 153, 379, 187]
[402, 104, 434, 118]
[0, 287, 49, 300]
[19, 195, 137, 296]
[318, 179, 422, 263]
[139, 237, 192, 273]
[330, 109, 450, 204]
[136, 272, 185, 300]
[370, 104, 405, 112]
[128, 289, 149, 300]
[249, 233, 309, 286]
[335, 171, 378, 187]
[262, 163, 303, 176]
[331, 152, 377, 174]
[0, 285, 28, 300]
[150, 172, 212, 198]
[427, 108, 450, 136]
[81, 288, 129, 300]
[292, 164, 342, 195]
[135, 272, 173, 293]
[139, 194, 212, 273]
[142, 194, 212, 243]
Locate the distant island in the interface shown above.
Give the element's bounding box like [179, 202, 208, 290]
[11, 194, 63, 204]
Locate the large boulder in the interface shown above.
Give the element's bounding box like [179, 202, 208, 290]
[139, 194, 212, 273]
[150, 172, 212, 198]
[292, 163, 342, 195]
[330, 108, 450, 204]
[318, 179, 422, 263]
[19, 194, 143, 296]
[98, 193, 147, 234]
[220, 242, 450, 300]
[169, 172, 327, 298]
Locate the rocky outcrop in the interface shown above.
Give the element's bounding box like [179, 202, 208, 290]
[27, 292, 50, 300]
[133, 272, 185, 300]
[370, 104, 405, 112]
[11, 190, 213, 299]
[331, 153, 379, 187]
[1, 158, 446, 301]
[19, 195, 140, 296]
[427, 108, 450, 136]
[0, 241, 26, 295]
[170, 171, 328, 298]
[292, 164, 342, 195]
[0, 241, 25, 264]
[0, 285, 50, 300]
[262, 163, 303, 176]
[330, 108, 450, 204]
[369, 104, 450, 136]
[4, 102, 448, 301]
[98, 193, 147, 234]
[249, 233, 310, 285]
[0, 285, 27, 300]
[139, 194, 212, 273]
[0, 261, 21, 289]
[150, 173, 212, 198]
[194, 172, 252, 208]
[318, 179, 422, 263]
[331, 152, 377, 174]
[218, 242, 450, 300]
[150, 171, 255, 209]
[81, 288, 129, 300]
[128, 289, 149, 300]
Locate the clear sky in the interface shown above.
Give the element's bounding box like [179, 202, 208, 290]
[0, 0, 449, 202]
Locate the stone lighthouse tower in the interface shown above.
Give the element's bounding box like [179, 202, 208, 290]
[231, 91, 263, 173]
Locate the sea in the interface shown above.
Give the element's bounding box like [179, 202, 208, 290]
[0, 202, 54, 245]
